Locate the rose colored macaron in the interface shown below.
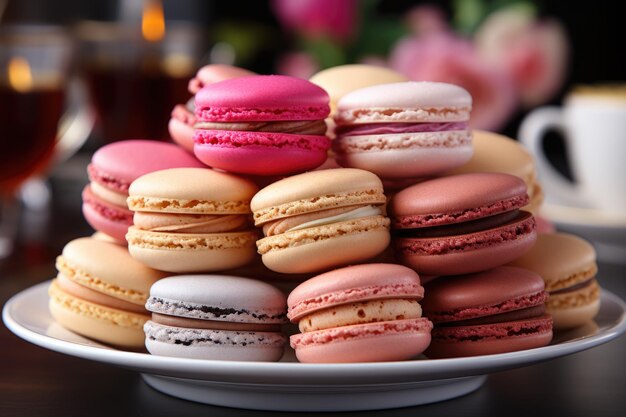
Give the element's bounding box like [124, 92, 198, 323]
[422, 266, 553, 358]
[83, 140, 204, 243]
[508, 233, 601, 329]
[126, 167, 259, 273]
[48, 237, 167, 348]
[193, 75, 331, 175]
[169, 65, 256, 152]
[144, 275, 287, 361]
[333, 81, 473, 179]
[251, 168, 391, 274]
[390, 173, 537, 276]
[444, 130, 544, 214]
[288, 264, 433, 363]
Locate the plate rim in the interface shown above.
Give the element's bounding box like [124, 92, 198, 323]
[3, 280, 626, 385]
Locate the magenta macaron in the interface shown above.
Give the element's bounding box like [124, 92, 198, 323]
[333, 81, 473, 179]
[422, 266, 553, 358]
[193, 75, 331, 176]
[287, 264, 433, 363]
[390, 173, 537, 276]
[82, 140, 204, 242]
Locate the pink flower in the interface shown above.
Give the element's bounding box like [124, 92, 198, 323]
[271, 0, 358, 43]
[389, 33, 517, 131]
[475, 7, 569, 107]
[276, 52, 319, 79]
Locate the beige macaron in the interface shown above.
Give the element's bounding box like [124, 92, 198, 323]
[126, 167, 259, 273]
[508, 232, 601, 329]
[251, 168, 391, 274]
[445, 130, 544, 214]
[49, 237, 168, 348]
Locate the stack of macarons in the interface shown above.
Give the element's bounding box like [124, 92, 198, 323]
[48, 63, 602, 363]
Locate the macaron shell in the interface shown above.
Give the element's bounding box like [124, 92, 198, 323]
[60, 237, 167, 300]
[147, 275, 287, 322]
[251, 168, 385, 224]
[190, 64, 256, 94]
[421, 267, 546, 322]
[126, 227, 258, 273]
[288, 263, 424, 321]
[195, 75, 329, 122]
[82, 197, 132, 243]
[193, 131, 330, 176]
[168, 115, 195, 152]
[309, 64, 409, 112]
[507, 233, 597, 291]
[49, 281, 147, 348]
[334, 137, 473, 178]
[549, 298, 601, 330]
[397, 217, 537, 276]
[336, 82, 471, 125]
[144, 325, 285, 361]
[291, 318, 432, 363]
[90, 140, 205, 188]
[425, 316, 553, 358]
[128, 167, 258, 213]
[391, 173, 528, 221]
[258, 217, 390, 274]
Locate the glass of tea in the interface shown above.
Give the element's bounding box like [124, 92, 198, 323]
[0, 25, 92, 259]
[75, 17, 205, 142]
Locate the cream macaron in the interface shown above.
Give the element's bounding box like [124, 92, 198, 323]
[126, 167, 259, 273]
[251, 168, 391, 274]
[48, 237, 167, 348]
[508, 232, 601, 329]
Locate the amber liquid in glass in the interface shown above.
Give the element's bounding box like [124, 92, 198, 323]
[0, 86, 64, 193]
[85, 66, 190, 142]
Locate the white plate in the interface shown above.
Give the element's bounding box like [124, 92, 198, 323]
[541, 201, 626, 264]
[4, 281, 626, 412]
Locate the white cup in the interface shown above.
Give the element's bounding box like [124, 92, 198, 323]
[519, 87, 626, 214]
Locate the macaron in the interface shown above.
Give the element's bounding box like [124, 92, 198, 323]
[144, 275, 287, 361]
[287, 264, 433, 363]
[48, 237, 167, 348]
[83, 140, 204, 242]
[126, 168, 259, 273]
[444, 130, 544, 214]
[422, 266, 553, 358]
[390, 173, 537, 276]
[309, 64, 408, 137]
[251, 168, 391, 274]
[508, 233, 601, 329]
[333, 81, 473, 179]
[193, 75, 331, 175]
[169, 65, 256, 152]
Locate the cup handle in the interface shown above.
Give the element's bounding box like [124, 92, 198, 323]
[518, 106, 586, 207]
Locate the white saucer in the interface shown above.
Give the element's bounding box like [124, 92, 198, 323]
[541, 199, 626, 264]
[3, 281, 626, 412]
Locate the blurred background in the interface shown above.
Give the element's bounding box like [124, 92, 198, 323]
[0, 0, 624, 268]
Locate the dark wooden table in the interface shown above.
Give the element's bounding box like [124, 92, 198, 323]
[1, 154, 625, 416]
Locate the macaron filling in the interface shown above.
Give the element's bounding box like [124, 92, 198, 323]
[133, 212, 249, 234]
[441, 304, 547, 327]
[82, 186, 133, 222]
[298, 298, 423, 332]
[195, 120, 327, 135]
[336, 121, 469, 137]
[263, 205, 383, 236]
[431, 315, 553, 343]
[150, 312, 281, 332]
[396, 210, 528, 238]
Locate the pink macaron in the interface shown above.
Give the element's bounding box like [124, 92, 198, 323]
[287, 264, 433, 363]
[390, 173, 537, 276]
[169, 65, 256, 152]
[422, 266, 553, 358]
[333, 81, 473, 179]
[82, 140, 204, 242]
[193, 75, 331, 176]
